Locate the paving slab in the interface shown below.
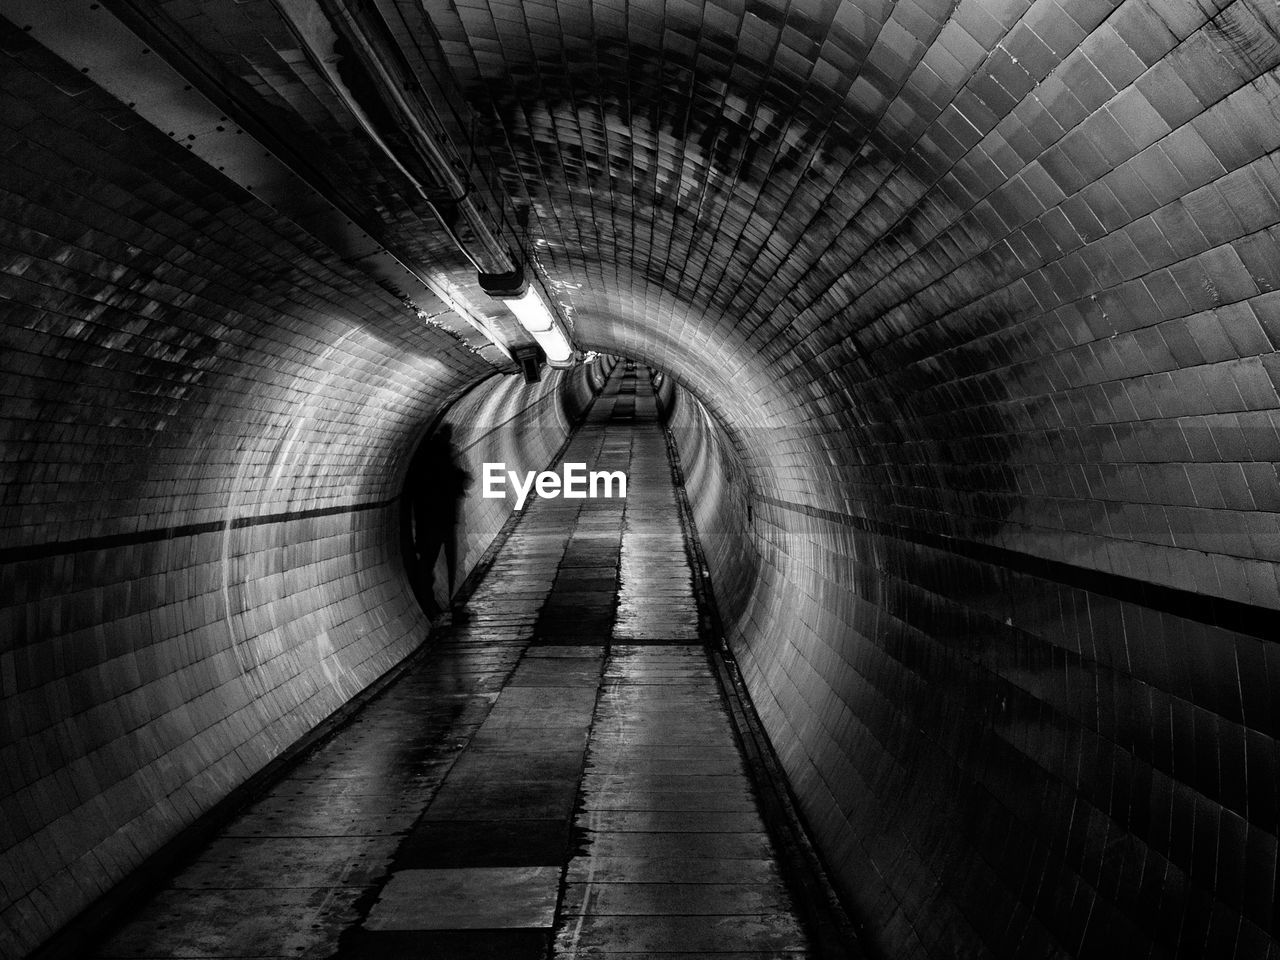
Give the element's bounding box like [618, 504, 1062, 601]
[170, 836, 400, 889]
[336, 929, 548, 960]
[552, 912, 808, 954]
[364, 867, 561, 930]
[395, 819, 571, 868]
[578, 831, 776, 860]
[422, 780, 579, 821]
[94, 887, 364, 959]
[559, 881, 797, 916]
[563, 855, 786, 885]
[573, 809, 766, 833]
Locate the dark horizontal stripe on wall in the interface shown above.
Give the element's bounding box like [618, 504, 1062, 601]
[760, 495, 1279, 642]
[0, 498, 398, 565]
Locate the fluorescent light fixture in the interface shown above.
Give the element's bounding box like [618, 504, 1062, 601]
[477, 265, 576, 367]
[505, 286, 555, 332]
[529, 324, 572, 364]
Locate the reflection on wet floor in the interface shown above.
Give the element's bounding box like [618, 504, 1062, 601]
[92, 363, 812, 959]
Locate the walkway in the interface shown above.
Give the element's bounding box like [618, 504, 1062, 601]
[92, 363, 812, 959]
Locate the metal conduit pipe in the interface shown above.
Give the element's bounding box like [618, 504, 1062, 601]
[283, 0, 514, 276]
[274, 0, 577, 369]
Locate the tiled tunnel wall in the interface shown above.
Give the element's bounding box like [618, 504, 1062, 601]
[659, 377, 761, 624]
[0, 32, 576, 958]
[4, 0, 1280, 959]
[666, 347, 1278, 959]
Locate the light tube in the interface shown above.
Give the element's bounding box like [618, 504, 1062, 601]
[479, 267, 576, 365]
[504, 286, 556, 332]
[529, 324, 573, 364]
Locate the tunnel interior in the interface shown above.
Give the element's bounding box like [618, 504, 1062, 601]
[3, 0, 1280, 958]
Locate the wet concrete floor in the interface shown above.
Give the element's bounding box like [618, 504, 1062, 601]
[92, 363, 812, 959]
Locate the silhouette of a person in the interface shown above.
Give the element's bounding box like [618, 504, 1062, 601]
[408, 425, 471, 614]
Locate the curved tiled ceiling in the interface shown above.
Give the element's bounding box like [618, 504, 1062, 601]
[3, 0, 1280, 958]
[422, 0, 1280, 601]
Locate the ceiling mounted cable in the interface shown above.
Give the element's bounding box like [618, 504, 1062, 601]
[274, 0, 577, 366]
